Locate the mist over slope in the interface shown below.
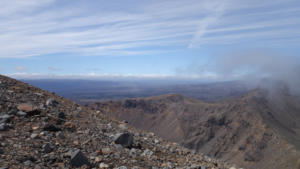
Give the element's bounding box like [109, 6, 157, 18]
[216, 50, 300, 95]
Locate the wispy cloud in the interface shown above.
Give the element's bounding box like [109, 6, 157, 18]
[14, 66, 28, 71]
[48, 66, 62, 72]
[0, 0, 299, 58]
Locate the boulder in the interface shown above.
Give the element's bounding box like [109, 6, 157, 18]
[70, 149, 90, 167]
[0, 123, 9, 131]
[99, 162, 109, 168]
[114, 132, 134, 148]
[30, 133, 38, 139]
[46, 98, 58, 107]
[0, 115, 12, 123]
[43, 143, 53, 153]
[17, 104, 34, 112]
[17, 104, 40, 116]
[142, 149, 153, 158]
[57, 112, 65, 119]
[43, 124, 61, 132]
[17, 111, 27, 116]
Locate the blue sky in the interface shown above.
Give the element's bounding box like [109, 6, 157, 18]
[0, 0, 300, 79]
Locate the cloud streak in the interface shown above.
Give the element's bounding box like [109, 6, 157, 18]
[14, 66, 28, 71]
[48, 66, 62, 72]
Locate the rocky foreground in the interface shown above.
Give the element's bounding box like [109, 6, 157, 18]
[0, 75, 238, 169]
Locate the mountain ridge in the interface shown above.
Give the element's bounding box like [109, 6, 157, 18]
[89, 89, 300, 169]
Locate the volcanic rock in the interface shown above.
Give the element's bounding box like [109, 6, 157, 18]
[43, 124, 61, 132]
[70, 149, 90, 167]
[0, 115, 12, 124]
[17, 104, 40, 116]
[30, 133, 38, 139]
[99, 162, 109, 168]
[0, 123, 9, 131]
[17, 104, 34, 112]
[16, 111, 26, 116]
[46, 98, 58, 107]
[42, 143, 53, 153]
[114, 132, 134, 148]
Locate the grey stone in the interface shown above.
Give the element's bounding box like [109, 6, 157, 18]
[117, 166, 127, 169]
[0, 115, 12, 122]
[114, 132, 134, 148]
[30, 133, 38, 139]
[0, 123, 9, 131]
[118, 123, 127, 130]
[55, 131, 65, 139]
[43, 124, 61, 132]
[70, 149, 90, 167]
[166, 162, 174, 168]
[99, 162, 109, 168]
[57, 112, 65, 119]
[142, 149, 153, 158]
[43, 143, 53, 153]
[34, 165, 42, 169]
[190, 164, 198, 169]
[129, 148, 137, 158]
[17, 111, 27, 116]
[24, 160, 33, 166]
[7, 110, 16, 115]
[48, 154, 57, 163]
[101, 147, 111, 155]
[46, 98, 58, 106]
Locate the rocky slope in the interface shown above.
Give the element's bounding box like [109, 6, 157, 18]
[89, 90, 300, 169]
[0, 74, 238, 169]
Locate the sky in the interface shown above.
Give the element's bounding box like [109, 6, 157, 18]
[0, 0, 300, 80]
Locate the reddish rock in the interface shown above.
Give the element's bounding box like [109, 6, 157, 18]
[17, 104, 34, 112]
